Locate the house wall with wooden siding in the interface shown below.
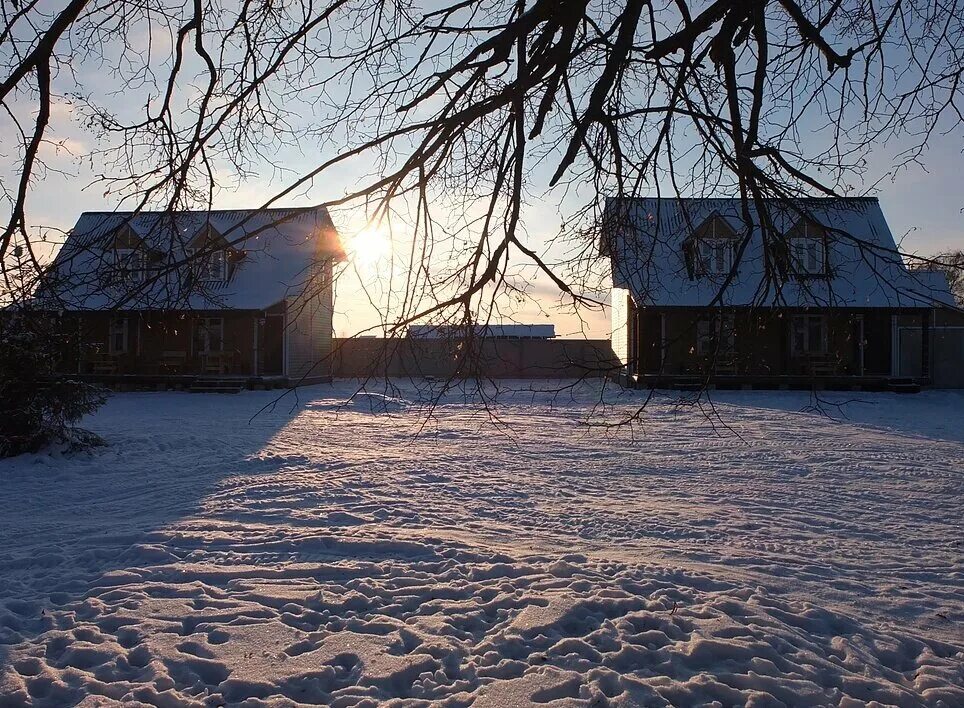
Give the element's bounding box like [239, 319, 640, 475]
[610, 288, 633, 371]
[54, 258, 337, 379]
[63, 311, 266, 376]
[634, 308, 907, 377]
[284, 259, 335, 381]
[637, 310, 663, 374]
[862, 310, 893, 375]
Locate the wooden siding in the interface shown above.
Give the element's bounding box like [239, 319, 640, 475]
[632, 307, 923, 378]
[284, 259, 335, 380]
[49, 257, 336, 378]
[59, 311, 269, 376]
[637, 310, 664, 374]
[610, 288, 633, 370]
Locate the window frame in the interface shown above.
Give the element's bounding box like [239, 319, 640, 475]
[696, 312, 737, 356]
[188, 247, 228, 282]
[194, 317, 224, 354]
[114, 247, 147, 283]
[108, 317, 129, 354]
[689, 216, 738, 278]
[697, 238, 734, 276]
[788, 220, 829, 277]
[789, 314, 829, 356]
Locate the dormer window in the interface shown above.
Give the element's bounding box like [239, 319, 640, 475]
[698, 239, 733, 275]
[788, 219, 828, 276]
[686, 215, 737, 278]
[187, 223, 230, 283]
[791, 238, 824, 274]
[790, 238, 827, 275]
[111, 224, 148, 284]
[189, 248, 227, 282]
[114, 248, 146, 283]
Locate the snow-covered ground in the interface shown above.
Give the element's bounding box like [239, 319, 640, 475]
[1, 381, 962, 707]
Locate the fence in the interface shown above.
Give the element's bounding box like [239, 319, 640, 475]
[899, 327, 964, 388]
[330, 337, 618, 379]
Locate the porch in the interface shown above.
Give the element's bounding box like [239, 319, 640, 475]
[628, 306, 935, 386]
[59, 309, 291, 379]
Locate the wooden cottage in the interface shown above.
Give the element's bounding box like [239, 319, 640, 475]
[37, 207, 344, 389]
[604, 197, 957, 390]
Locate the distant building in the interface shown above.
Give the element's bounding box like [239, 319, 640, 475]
[407, 323, 556, 340]
[33, 207, 344, 388]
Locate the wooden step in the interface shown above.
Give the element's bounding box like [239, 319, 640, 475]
[887, 379, 921, 394]
[189, 384, 244, 394]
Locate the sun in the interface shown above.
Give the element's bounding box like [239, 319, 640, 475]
[350, 223, 392, 267]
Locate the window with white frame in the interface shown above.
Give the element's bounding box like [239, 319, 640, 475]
[696, 313, 736, 355]
[692, 217, 736, 276]
[698, 239, 734, 275]
[791, 238, 825, 274]
[789, 314, 828, 355]
[108, 317, 128, 354]
[193, 317, 224, 353]
[189, 248, 227, 282]
[114, 248, 146, 283]
[789, 221, 827, 275]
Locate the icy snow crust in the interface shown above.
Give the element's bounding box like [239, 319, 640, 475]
[0, 381, 962, 706]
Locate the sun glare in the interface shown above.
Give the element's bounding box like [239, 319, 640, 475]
[350, 224, 392, 267]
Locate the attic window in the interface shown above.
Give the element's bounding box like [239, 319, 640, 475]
[788, 219, 828, 276]
[698, 239, 733, 275]
[689, 216, 737, 277]
[189, 248, 227, 282]
[114, 248, 146, 283]
[791, 238, 825, 274]
[188, 224, 230, 282]
[111, 224, 148, 283]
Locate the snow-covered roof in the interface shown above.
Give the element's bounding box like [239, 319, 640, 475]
[39, 207, 344, 311]
[605, 197, 955, 308]
[407, 324, 556, 339]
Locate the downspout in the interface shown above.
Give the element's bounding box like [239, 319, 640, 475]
[282, 301, 289, 378]
[252, 315, 259, 376]
[135, 315, 141, 374]
[921, 310, 930, 382]
[857, 314, 865, 376]
[660, 312, 667, 371]
[890, 313, 899, 377]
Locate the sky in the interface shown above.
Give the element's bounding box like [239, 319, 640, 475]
[3, 4, 961, 340]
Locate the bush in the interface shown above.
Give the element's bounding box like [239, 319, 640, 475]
[0, 315, 108, 457]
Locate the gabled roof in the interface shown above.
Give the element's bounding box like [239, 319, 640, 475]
[604, 197, 955, 308]
[39, 206, 344, 311]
